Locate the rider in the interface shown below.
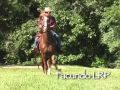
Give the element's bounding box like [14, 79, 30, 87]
[33, 7, 61, 53]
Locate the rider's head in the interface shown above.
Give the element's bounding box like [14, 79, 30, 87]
[44, 7, 53, 17]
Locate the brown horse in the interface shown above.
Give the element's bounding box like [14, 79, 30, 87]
[39, 16, 59, 75]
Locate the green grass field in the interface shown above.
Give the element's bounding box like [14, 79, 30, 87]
[0, 65, 120, 90]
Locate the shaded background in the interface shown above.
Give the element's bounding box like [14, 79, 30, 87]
[0, 0, 120, 68]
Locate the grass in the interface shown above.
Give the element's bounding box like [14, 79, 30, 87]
[0, 65, 120, 90]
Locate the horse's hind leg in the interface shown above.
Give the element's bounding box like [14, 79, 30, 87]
[52, 55, 58, 70]
[52, 55, 61, 74]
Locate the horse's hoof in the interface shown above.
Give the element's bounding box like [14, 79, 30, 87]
[56, 69, 62, 75]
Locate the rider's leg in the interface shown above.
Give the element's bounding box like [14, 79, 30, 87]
[34, 36, 39, 49]
[34, 32, 42, 48]
[33, 36, 40, 53]
[51, 31, 61, 52]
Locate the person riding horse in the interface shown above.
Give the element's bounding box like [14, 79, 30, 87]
[33, 7, 61, 53]
[34, 7, 61, 75]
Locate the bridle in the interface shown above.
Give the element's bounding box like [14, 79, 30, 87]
[42, 16, 49, 33]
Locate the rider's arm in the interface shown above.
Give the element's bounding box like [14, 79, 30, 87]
[50, 17, 57, 30]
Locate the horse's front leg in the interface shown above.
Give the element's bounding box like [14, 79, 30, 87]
[44, 55, 48, 75]
[41, 59, 44, 73]
[41, 54, 45, 73]
[41, 53, 48, 74]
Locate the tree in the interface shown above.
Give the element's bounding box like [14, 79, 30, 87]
[100, 0, 120, 64]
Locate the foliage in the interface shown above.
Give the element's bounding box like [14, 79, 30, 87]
[99, 0, 120, 67]
[58, 54, 85, 64]
[91, 56, 106, 68]
[0, 0, 120, 68]
[4, 19, 38, 64]
[0, 0, 40, 31]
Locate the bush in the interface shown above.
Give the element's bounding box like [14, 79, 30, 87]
[4, 19, 39, 64]
[115, 60, 120, 69]
[22, 57, 41, 66]
[91, 56, 106, 68]
[58, 54, 85, 64]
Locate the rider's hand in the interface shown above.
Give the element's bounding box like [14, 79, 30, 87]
[50, 25, 56, 29]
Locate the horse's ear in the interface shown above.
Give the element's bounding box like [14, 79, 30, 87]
[37, 8, 44, 16]
[37, 8, 41, 12]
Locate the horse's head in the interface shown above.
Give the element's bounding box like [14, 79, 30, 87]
[42, 16, 49, 33]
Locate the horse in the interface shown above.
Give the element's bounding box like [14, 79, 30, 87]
[38, 16, 59, 75]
